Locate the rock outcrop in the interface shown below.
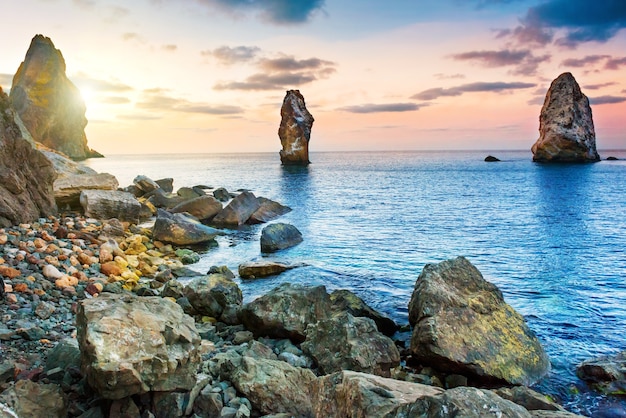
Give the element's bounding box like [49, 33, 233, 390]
[9, 34, 101, 160]
[408, 256, 550, 386]
[531, 72, 600, 162]
[0, 87, 56, 227]
[278, 90, 314, 165]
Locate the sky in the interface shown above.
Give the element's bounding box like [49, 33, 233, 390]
[1, 0, 625, 154]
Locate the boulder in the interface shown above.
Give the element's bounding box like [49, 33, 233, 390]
[213, 187, 231, 202]
[0, 380, 67, 418]
[260, 223, 303, 252]
[408, 256, 549, 386]
[79, 190, 141, 223]
[485, 155, 500, 162]
[177, 186, 202, 200]
[76, 293, 201, 399]
[531, 72, 600, 162]
[54, 172, 119, 208]
[9, 34, 101, 160]
[152, 209, 222, 245]
[278, 90, 314, 165]
[183, 273, 243, 319]
[311, 370, 443, 418]
[133, 175, 160, 194]
[0, 88, 57, 227]
[395, 386, 532, 418]
[155, 177, 174, 193]
[238, 261, 290, 279]
[330, 289, 398, 336]
[147, 188, 187, 209]
[239, 283, 332, 343]
[41, 149, 97, 177]
[576, 350, 626, 395]
[171, 195, 223, 221]
[212, 191, 260, 225]
[247, 197, 292, 224]
[302, 312, 400, 377]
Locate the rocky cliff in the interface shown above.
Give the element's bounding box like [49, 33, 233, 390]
[531, 72, 600, 162]
[0, 87, 57, 227]
[9, 34, 101, 161]
[278, 90, 314, 165]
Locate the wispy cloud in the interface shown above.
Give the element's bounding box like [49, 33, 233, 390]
[338, 103, 424, 114]
[434, 73, 466, 80]
[99, 96, 131, 104]
[561, 55, 610, 67]
[202, 45, 261, 64]
[412, 81, 535, 101]
[605, 56, 626, 70]
[122, 32, 145, 43]
[162, 44, 177, 52]
[137, 90, 244, 115]
[194, 0, 325, 24]
[589, 95, 626, 105]
[258, 56, 334, 72]
[117, 114, 162, 121]
[214, 72, 317, 90]
[451, 49, 550, 76]
[584, 82, 617, 90]
[71, 73, 133, 92]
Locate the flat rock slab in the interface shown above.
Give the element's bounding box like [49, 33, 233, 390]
[80, 190, 141, 223]
[238, 261, 291, 279]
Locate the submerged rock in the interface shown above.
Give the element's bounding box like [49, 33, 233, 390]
[278, 90, 314, 165]
[531, 72, 600, 162]
[9, 34, 101, 160]
[260, 223, 303, 252]
[238, 261, 290, 279]
[485, 155, 500, 162]
[408, 256, 550, 386]
[247, 197, 292, 224]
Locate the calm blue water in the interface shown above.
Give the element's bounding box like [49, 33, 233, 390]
[87, 151, 626, 416]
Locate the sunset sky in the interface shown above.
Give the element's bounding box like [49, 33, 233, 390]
[1, 0, 625, 154]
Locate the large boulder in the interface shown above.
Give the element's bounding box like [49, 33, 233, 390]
[260, 222, 303, 252]
[330, 289, 398, 337]
[183, 273, 243, 319]
[212, 191, 260, 225]
[54, 172, 119, 208]
[76, 293, 201, 399]
[247, 197, 292, 224]
[311, 370, 443, 418]
[239, 283, 332, 343]
[0, 88, 56, 227]
[408, 256, 550, 386]
[302, 312, 400, 377]
[9, 34, 101, 160]
[576, 350, 626, 396]
[79, 190, 141, 223]
[531, 72, 600, 162]
[0, 380, 67, 418]
[152, 209, 222, 245]
[278, 90, 314, 165]
[171, 195, 223, 221]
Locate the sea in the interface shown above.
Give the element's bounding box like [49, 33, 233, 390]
[86, 150, 626, 416]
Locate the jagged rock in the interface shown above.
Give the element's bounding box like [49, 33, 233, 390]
[171, 195, 223, 221]
[155, 178, 174, 193]
[394, 386, 531, 418]
[260, 223, 303, 252]
[147, 188, 187, 209]
[238, 261, 290, 279]
[311, 370, 443, 418]
[212, 191, 260, 225]
[239, 283, 332, 343]
[330, 289, 398, 337]
[576, 350, 626, 396]
[152, 209, 222, 245]
[41, 149, 97, 177]
[0, 380, 67, 418]
[278, 90, 314, 165]
[9, 35, 101, 160]
[531, 72, 600, 162]
[0, 88, 57, 226]
[133, 175, 160, 194]
[54, 172, 119, 208]
[408, 256, 550, 386]
[302, 312, 400, 377]
[183, 273, 243, 319]
[76, 293, 201, 399]
[80, 190, 141, 223]
[247, 197, 292, 224]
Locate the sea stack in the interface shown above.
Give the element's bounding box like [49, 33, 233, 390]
[9, 34, 102, 160]
[531, 72, 600, 162]
[278, 90, 314, 165]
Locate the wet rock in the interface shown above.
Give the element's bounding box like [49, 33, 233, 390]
[408, 256, 550, 386]
[494, 386, 566, 412]
[260, 223, 303, 253]
[79, 190, 141, 223]
[531, 72, 600, 162]
[238, 261, 290, 279]
[330, 289, 398, 337]
[239, 283, 332, 343]
[302, 311, 400, 377]
[576, 350, 626, 396]
[184, 274, 243, 319]
[485, 155, 500, 162]
[0, 380, 67, 418]
[152, 209, 221, 245]
[247, 197, 292, 224]
[54, 173, 119, 208]
[278, 90, 314, 166]
[76, 293, 201, 399]
[212, 187, 231, 202]
[311, 370, 443, 418]
[170, 195, 223, 221]
[212, 191, 260, 226]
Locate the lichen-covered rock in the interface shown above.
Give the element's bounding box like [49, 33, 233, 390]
[330, 289, 398, 337]
[152, 209, 222, 245]
[260, 223, 303, 252]
[302, 312, 400, 377]
[9, 35, 101, 160]
[0, 87, 56, 227]
[408, 256, 550, 386]
[240, 283, 332, 343]
[183, 273, 243, 319]
[531, 72, 600, 162]
[278, 90, 314, 165]
[54, 172, 119, 208]
[80, 190, 141, 223]
[311, 370, 443, 418]
[76, 293, 200, 399]
[212, 191, 260, 225]
[247, 197, 292, 224]
[171, 195, 223, 221]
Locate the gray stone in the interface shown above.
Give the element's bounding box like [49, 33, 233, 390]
[80, 190, 141, 223]
[238, 261, 290, 279]
[184, 274, 243, 319]
[260, 223, 303, 253]
[133, 175, 160, 194]
[212, 191, 260, 226]
[171, 195, 223, 221]
[0, 380, 67, 418]
[54, 173, 118, 208]
[247, 197, 292, 224]
[152, 209, 222, 245]
[330, 289, 398, 337]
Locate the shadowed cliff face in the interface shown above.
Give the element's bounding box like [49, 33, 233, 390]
[9, 34, 101, 161]
[0, 87, 57, 226]
[531, 72, 600, 163]
[278, 90, 314, 166]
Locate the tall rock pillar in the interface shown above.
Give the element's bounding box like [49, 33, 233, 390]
[531, 72, 600, 162]
[278, 90, 314, 165]
[10, 34, 102, 161]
